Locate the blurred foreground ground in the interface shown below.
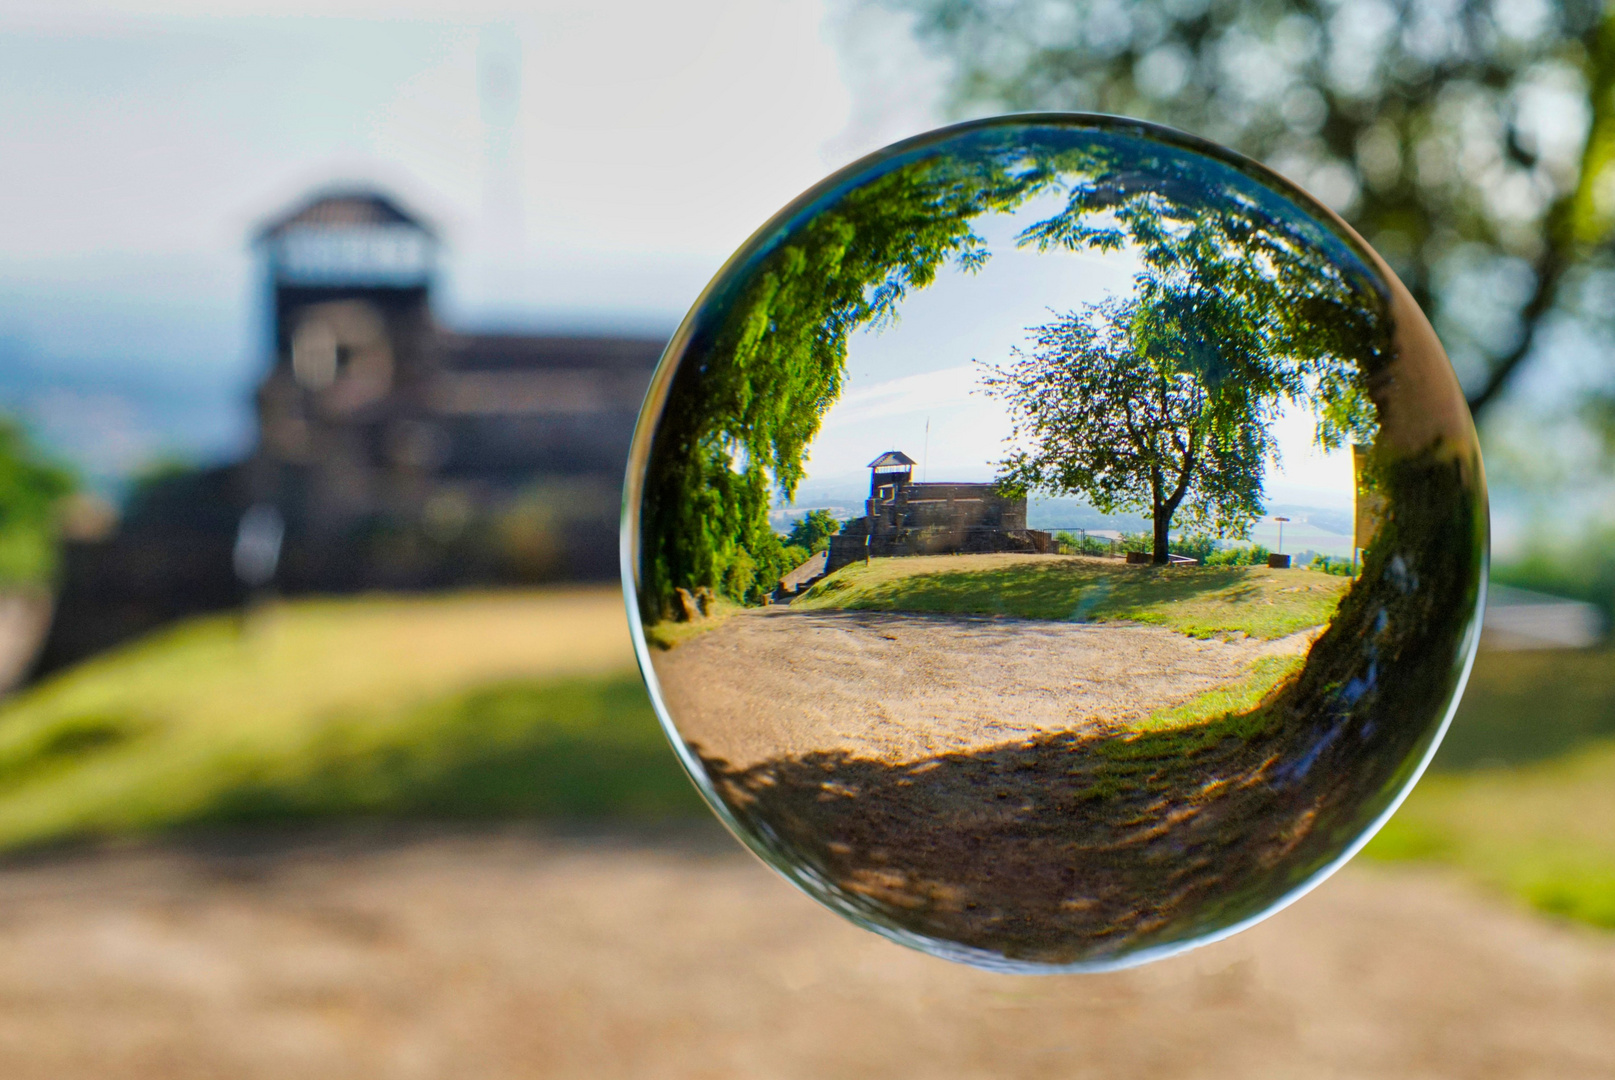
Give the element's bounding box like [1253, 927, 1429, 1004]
[0, 587, 1612, 1077]
[0, 825, 1612, 1080]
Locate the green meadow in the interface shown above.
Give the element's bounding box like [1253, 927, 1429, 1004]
[0, 589, 701, 849]
[1365, 646, 1615, 928]
[792, 553, 1348, 640]
[1141, 654, 1306, 733]
[0, 586, 1611, 937]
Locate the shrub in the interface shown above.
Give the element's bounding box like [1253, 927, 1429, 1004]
[1121, 532, 1151, 554]
[1308, 554, 1355, 576]
[1054, 530, 1118, 556]
[1169, 533, 1219, 563]
[1205, 543, 1271, 567]
[784, 508, 842, 554]
[0, 418, 74, 587]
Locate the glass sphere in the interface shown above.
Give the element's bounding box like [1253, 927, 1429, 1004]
[622, 114, 1487, 972]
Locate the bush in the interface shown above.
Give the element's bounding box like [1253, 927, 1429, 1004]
[1054, 530, 1119, 556]
[1308, 554, 1355, 576]
[1114, 532, 1223, 562]
[0, 418, 73, 587]
[1169, 533, 1219, 563]
[784, 509, 842, 554]
[1205, 543, 1271, 567]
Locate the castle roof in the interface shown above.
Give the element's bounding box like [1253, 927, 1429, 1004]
[256, 190, 435, 241]
[868, 450, 917, 469]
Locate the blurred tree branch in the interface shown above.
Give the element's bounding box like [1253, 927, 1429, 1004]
[875, 0, 1615, 418]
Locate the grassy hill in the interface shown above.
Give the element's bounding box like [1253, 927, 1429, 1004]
[0, 589, 701, 850]
[793, 553, 1349, 640]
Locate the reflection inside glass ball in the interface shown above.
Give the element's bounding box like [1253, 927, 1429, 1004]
[623, 115, 1487, 972]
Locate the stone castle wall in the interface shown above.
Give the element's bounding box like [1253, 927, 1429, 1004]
[825, 481, 1048, 574]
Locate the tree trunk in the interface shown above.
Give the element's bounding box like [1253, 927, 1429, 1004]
[1152, 510, 1170, 565]
[1150, 467, 1169, 565]
[1154, 448, 1194, 567]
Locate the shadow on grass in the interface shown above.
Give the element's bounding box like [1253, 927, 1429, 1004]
[695, 672, 1341, 967]
[799, 558, 1346, 640]
[0, 712, 157, 788]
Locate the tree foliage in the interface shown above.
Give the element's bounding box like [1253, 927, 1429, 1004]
[874, 0, 1615, 416]
[0, 417, 74, 587]
[1006, 124, 1390, 449]
[785, 509, 844, 554]
[986, 296, 1278, 562]
[637, 121, 1392, 615]
[638, 152, 1026, 619]
[986, 129, 1390, 563]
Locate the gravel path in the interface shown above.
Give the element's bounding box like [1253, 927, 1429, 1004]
[651, 608, 1314, 770]
[0, 827, 1610, 1079]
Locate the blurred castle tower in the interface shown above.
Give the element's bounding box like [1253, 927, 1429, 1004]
[36, 189, 663, 674]
[247, 189, 662, 590]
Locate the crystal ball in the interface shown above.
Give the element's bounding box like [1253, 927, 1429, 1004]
[622, 114, 1487, 972]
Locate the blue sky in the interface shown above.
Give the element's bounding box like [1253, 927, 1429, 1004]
[0, 0, 940, 487]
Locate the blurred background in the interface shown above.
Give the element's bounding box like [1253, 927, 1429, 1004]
[0, 0, 1613, 1076]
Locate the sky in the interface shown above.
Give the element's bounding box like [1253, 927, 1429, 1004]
[0, 0, 945, 486]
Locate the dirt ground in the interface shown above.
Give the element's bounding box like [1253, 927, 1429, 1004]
[648, 607, 1408, 966]
[651, 608, 1313, 769]
[0, 825, 1610, 1080]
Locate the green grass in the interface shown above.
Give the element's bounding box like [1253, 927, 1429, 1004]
[1369, 742, 1615, 928]
[1141, 654, 1305, 732]
[1365, 647, 1615, 929]
[0, 589, 700, 851]
[641, 595, 746, 651]
[8, 582, 1615, 939]
[793, 553, 1348, 640]
[1421, 647, 1615, 771]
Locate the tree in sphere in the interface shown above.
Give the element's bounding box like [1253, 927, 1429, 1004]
[983, 297, 1275, 564]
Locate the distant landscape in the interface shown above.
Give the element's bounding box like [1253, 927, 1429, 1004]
[775, 494, 1357, 560]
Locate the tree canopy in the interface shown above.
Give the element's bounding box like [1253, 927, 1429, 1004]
[983, 129, 1391, 562]
[637, 150, 1027, 619]
[785, 509, 844, 555]
[987, 294, 1277, 563]
[872, 0, 1615, 420]
[1008, 126, 1390, 449]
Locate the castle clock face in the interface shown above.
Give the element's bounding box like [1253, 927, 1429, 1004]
[290, 301, 394, 413]
[621, 115, 1487, 973]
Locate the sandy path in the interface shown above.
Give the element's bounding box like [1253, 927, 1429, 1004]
[651, 608, 1313, 769]
[0, 827, 1610, 1079]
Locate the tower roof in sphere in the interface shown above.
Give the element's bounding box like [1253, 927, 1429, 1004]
[868, 451, 917, 469]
